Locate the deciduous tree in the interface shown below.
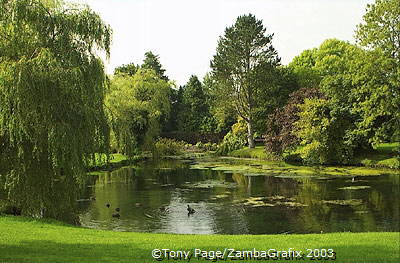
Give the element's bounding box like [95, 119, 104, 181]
[106, 69, 171, 155]
[0, 0, 111, 221]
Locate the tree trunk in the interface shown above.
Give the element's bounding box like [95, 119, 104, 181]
[247, 118, 255, 148]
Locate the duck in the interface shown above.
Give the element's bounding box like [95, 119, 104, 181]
[187, 205, 195, 214]
[112, 212, 120, 218]
[159, 206, 169, 212]
[112, 208, 120, 218]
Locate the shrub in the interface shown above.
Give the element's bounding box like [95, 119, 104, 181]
[195, 141, 204, 149]
[294, 98, 354, 165]
[195, 142, 218, 151]
[264, 88, 325, 154]
[216, 121, 247, 155]
[160, 131, 224, 144]
[282, 151, 303, 163]
[152, 138, 185, 157]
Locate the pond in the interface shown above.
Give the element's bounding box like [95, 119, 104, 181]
[78, 159, 399, 234]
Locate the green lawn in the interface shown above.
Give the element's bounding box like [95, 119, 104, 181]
[0, 216, 398, 263]
[87, 153, 143, 171]
[228, 143, 400, 169]
[356, 142, 400, 169]
[374, 142, 400, 153]
[229, 146, 271, 159]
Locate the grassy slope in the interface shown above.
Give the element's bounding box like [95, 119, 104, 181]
[87, 153, 144, 172]
[229, 143, 400, 169]
[229, 146, 270, 159]
[356, 142, 400, 169]
[0, 216, 398, 263]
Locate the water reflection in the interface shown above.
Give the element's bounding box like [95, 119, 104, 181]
[78, 160, 399, 234]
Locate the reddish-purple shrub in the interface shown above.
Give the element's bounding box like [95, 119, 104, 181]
[265, 88, 325, 154]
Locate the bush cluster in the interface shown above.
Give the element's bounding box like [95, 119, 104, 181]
[216, 121, 248, 155]
[152, 138, 186, 157]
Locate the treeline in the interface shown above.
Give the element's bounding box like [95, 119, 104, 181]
[264, 0, 399, 165]
[110, 1, 400, 162]
[109, 0, 399, 166]
[0, 0, 398, 219]
[43, 0, 399, 164]
[267, 35, 399, 165]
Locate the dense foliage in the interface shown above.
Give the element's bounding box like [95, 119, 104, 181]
[114, 63, 139, 76]
[294, 98, 354, 165]
[263, 0, 399, 164]
[355, 0, 399, 145]
[152, 138, 185, 157]
[0, 0, 398, 223]
[216, 120, 248, 155]
[211, 14, 280, 148]
[0, 0, 111, 220]
[177, 75, 215, 132]
[105, 69, 171, 155]
[265, 88, 325, 154]
[142, 51, 169, 81]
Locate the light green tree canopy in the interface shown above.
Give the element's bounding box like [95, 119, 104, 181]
[294, 98, 353, 165]
[356, 0, 399, 143]
[288, 48, 321, 89]
[356, 0, 400, 62]
[0, 0, 111, 221]
[106, 69, 171, 155]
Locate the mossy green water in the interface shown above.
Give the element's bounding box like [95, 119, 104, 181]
[189, 156, 399, 177]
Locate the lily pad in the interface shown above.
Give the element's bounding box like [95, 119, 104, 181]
[244, 173, 267, 176]
[276, 201, 308, 207]
[214, 194, 230, 199]
[160, 184, 174, 187]
[338, 186, 371, 190]
[267, 195, 294, 201]
[322, 199, 363, 206]
[274, 175, 312, 179]
[315, 177, 338, 180]
[76, 199, 91, 202]
[183, 180, 237, 189]
[243, 199, 275, 207]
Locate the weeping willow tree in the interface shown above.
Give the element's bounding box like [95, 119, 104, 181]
[0, 0, 111, 222]
[105, 69, 171, 156]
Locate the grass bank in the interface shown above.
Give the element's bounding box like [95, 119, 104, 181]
[228, 143, 400, 170]
[229, 146, 272, 159]
[87, 153, 144, 171]
[355, 142, 400, 169]
[0, 216, 398, 263]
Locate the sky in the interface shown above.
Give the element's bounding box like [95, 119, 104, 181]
[76, 0, 374, 86]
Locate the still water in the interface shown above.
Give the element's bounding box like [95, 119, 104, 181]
[78, 160, 399, 234]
